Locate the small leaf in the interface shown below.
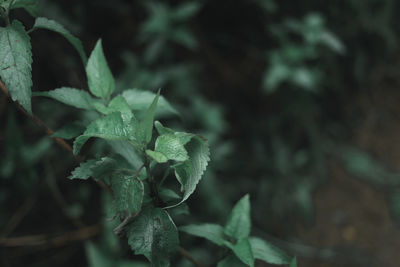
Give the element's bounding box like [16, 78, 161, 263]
[86, 39, 115, 100]
[153, 134, 189, 162]
[10, 0, 39, 17]
[136, 90, 160, 144]
[249, 237, 291, 265]
[0, 20, 33, 113]
[172, 136, 210, 205]
[127, 207, 179, 266]
[69, 157, 117, 180]
[224, 194, 251, 239]
[93, 95, 134, 123]
[32, 17, 87, 64]
[33, 87, 95, 110]
[51, 121, 85, 139]
[73, 113, 134, 155]
[224, 238, 254, 267]
[180, 224, 226, 246]
[290, 257, 298, 267]
[111, 173, 144, 219]
[122, 89, 178, 117]
[217, 254, 247, 267]
[146, 149, 168, 163]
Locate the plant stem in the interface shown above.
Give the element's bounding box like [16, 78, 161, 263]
[143, 151, 161, 205]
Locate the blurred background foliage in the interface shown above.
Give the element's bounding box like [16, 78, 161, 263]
[2, 0, 400, 266]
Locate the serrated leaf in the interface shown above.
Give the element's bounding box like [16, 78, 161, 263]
[136, 90, 160, 144]
[111, 173, 144, 219]
[217, 254, 247, 267]
[171, 136, 210, 205]
[10, 0, 39, 17]
[153, 134, 189, 162]
[290, 257, 297, 267]
[249, 237, 291, 265]
[146, 149, 168, 163]
[69, 157, 117, 180]
[127, 207, 179, 266]
[86, 39, 114, 100]
[224, 194, 251, 239]
[154, 121, 194, 145]
[0, 20, 32, 113]
[180, 223, 226, 246]
[93, 95, 133, 123]
[122, 89, 178, 117]
[32, 17, 87, 64]
[33, 87, 95, 110]
[224, 238, 254, 267]
[73, 113, 134, 155]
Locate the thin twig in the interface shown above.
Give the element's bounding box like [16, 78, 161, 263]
[0, 224, 101, 248]
[179, 247, 207, 267]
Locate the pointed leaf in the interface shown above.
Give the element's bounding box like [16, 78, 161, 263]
[153, 134, 189, 162]
[180, 224, 226, 246]
[127, 207, 179, 266]
[32, 17, 87, 64]
[136, 90, 159, 144]
[10, 0, 39, 17]
[93, 95, 133, 123]
[224, 194, 251, 239]
[122, 89, 178, 117]
[217, 254, 247, 267]
[73, 113, 134, 155]
[86, 39, 114, 100]
[249, 237, 291, 265]
[51, 121, 85, 139]
[172, 136, 210, 205]
[0, 20, 32, 113]
[224, 238, 254, 267]
[69, 157, 117, 180]
[33, 87, 95, 109]
[111, 173, 144, 219]
[146, 150, 168, 163]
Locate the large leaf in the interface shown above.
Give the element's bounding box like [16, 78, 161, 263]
[10, 0, 39, 17]
[127, 207, 179, 266]
[33, 87, 95, 110]
[249, 237, 291, 265]
[86, 39, 115, 100]
[171, 136, 210, 205]
[69, 157, 117, 180]
[224, 194, 251, 239]
[225, 238, 254, 267]
[122, 89, 178, 117]
[147, 134, 188, 163]
[111, 173, 144, 219]
[73, 113, 134, 155]
[0, 20, 32, 113]
[136, 90, 160, 144]
[180, 223, 225, 246]
[32, 17, 87, 64]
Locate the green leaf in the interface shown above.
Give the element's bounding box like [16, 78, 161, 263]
[146, 149, 168, 163]
[136, 90, 160, 144]
[290, 257, 297, 267]
[122, 89, 178, 117]
[51, 121, 86, 139]
[180, 224, 226, 246]
[32, 17, 87, 64]
[224, 194, 251, 239]
[33, 87, 95, 110]
[93, 95, 133, 123]
[249, 237, 291, 265]
[86, 39, 114, 100]
[127, 207, 179, 266]
[152, 134, 189, 162]
[0, 20, 33, 113]
[10, 0, 39, 17]
[217, 254, 247, 267]
[171, 136, 210, 205]
[111, 173, 144, 219]
[155, 121, 194, 145]
[225, 238, 254, 267]
[73, 113, 134, 155]
[69, 157, 117, 180]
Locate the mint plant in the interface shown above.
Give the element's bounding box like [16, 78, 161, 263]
[0, 1, 297, 266]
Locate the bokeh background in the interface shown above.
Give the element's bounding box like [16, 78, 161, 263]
[1, 0, 400, 266]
